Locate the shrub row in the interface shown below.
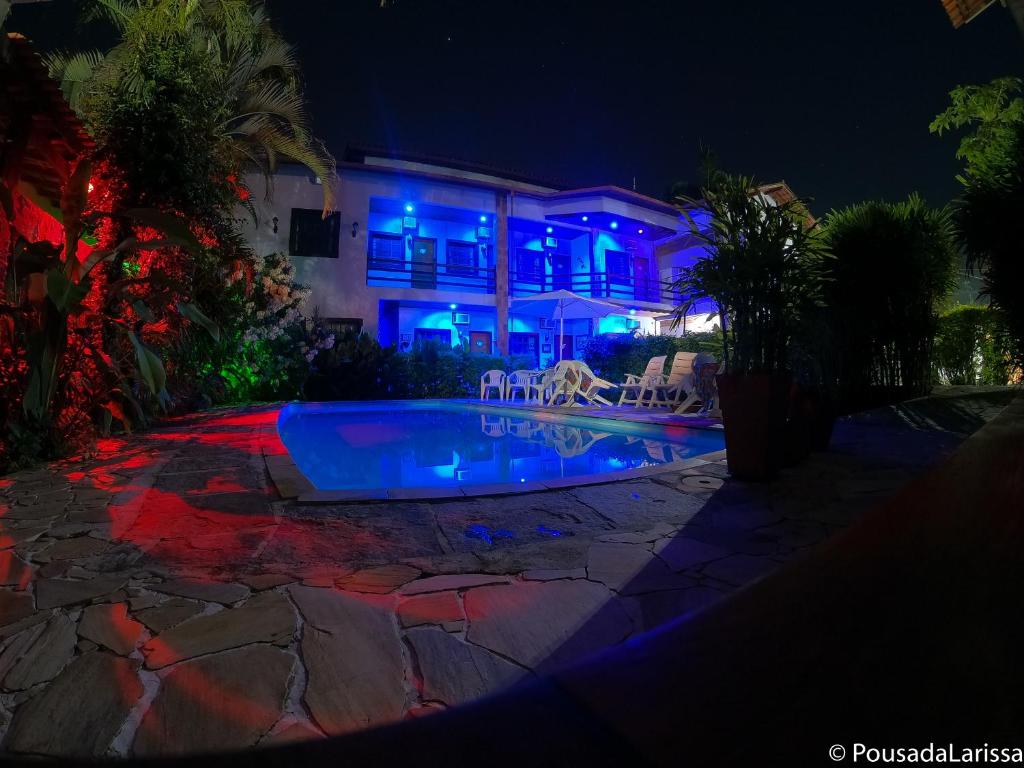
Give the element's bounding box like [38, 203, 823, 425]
[303, 333, 534, 401]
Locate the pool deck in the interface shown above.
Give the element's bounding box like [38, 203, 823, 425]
[269, 399, 724, 503]
[0, 388, 1014, 758]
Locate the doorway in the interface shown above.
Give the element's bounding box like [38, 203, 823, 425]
[633, 255, 654, 302]
[411, 238, 436, 289]
[550, 252, 572, 291]
[469, 330, 492, 355]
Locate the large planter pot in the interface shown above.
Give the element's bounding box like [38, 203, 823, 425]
[716, 371, 792, 482]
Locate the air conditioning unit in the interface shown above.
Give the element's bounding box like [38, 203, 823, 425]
[452, 312, 470, 325]
[402, 216, 418, 230]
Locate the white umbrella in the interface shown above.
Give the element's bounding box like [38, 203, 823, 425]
[510, 290, 621, 361]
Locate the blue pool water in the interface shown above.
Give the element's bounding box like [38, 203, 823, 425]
[278, 402, 724, 492]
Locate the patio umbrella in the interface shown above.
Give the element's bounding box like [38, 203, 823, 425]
[510, 290, 621, 361]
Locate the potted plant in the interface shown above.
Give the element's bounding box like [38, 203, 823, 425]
[672, 170, 831, 481]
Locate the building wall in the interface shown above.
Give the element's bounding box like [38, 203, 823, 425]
[242, 165, 713, 356]
[244, 167, 500, 339]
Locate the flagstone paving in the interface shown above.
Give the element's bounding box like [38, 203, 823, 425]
[0, 389, 1013, 757]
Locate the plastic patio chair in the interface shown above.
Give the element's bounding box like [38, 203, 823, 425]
[646, 352, 698, 409]
[542, 362, 578, 406]
[573, 361, 615, 406]
[617, 355, 666, 406]
[480, 369, 507, 401]
[528, 372, 552, 409]
[506, 370, 536, 403]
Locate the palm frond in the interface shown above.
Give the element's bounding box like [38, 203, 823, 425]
[43, 50, 106, 115]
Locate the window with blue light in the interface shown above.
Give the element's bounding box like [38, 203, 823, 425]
[515, 249, 545, 284]
[414, 328, 452, 346]
[368, 232, 404, 268]
[446, 241, 477, 276]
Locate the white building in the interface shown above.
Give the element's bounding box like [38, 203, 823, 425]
[244, 146, 721, 367]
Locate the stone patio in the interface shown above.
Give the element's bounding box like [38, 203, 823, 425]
[0, 388, 1013, 758]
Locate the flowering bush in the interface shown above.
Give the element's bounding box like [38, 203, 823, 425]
[215, 252, 334, 402]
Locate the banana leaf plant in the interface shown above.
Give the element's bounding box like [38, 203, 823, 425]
[2, 159, 220, 434]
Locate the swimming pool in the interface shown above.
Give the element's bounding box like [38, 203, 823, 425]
[277, 401, 724, 495]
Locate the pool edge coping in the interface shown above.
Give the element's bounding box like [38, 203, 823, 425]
[263, 402, 728, 504]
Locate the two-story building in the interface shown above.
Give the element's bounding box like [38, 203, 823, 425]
[243, 146, 720, 367]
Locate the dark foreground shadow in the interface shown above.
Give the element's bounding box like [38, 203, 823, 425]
[4, 390, 1021, 765]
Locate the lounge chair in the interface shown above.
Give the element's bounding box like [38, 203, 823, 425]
[682, 358, 724, 416]
[617, 355, 666, 406]
[646, 352, 697, 409]
[480, 369, 506, 400]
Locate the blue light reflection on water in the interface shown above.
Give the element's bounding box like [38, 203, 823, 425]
[278, 404, 724, 491]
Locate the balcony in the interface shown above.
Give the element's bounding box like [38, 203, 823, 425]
[367, 256, 496, 295]
[509, 270, 679, 307]
[366, 258, 682, 308]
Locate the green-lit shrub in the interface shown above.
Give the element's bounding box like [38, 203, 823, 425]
[933, 306, 1016, 385]
[304, 335, 533, 401]
[822, 196, 958, 410]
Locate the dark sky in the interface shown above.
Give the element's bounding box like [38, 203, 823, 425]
[9, 0, 1024, 212]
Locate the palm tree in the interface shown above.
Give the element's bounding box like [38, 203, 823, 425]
[45, 0, 336, 212]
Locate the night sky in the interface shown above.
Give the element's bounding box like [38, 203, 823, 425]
[9, 0, 1024, 212]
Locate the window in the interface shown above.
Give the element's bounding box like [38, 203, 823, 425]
[515, 249, 545, 283]
[288, 209, 340, 258]
[323, 317, 362, 339]
[446, 241, 477, 276]
[368, 233, 404, 268]
[414, 328, 451, 346]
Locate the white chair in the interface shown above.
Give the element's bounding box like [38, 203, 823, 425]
[506, 370, 535, 402]
[545, 361, 582, 406]
[480, 369, 507, 400]
[526, 370, 552, 404]
[572, 361, 615, 406]
[646, 352, 697, 409]
[617, 355, 666, 406]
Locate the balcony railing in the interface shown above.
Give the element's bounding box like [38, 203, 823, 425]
[365, 258, 682, 307]
[367, 257, 496, 294]
[510, 271, 680, 306]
